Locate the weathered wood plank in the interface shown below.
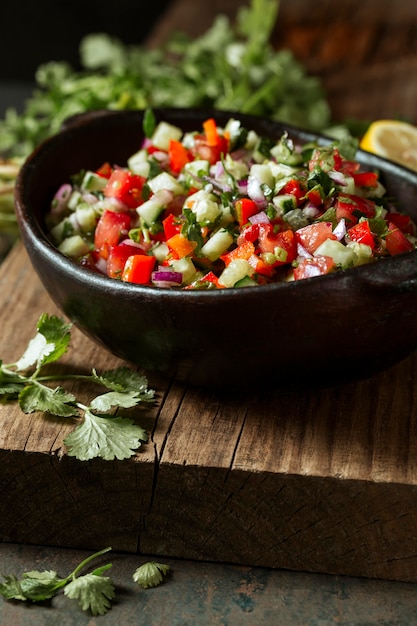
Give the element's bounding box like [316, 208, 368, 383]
[3, 0, 417, 582]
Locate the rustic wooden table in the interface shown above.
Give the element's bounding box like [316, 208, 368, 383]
[2, 1, 417, 623]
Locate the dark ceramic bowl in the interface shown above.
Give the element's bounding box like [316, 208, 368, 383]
[14, 108, 417, 389]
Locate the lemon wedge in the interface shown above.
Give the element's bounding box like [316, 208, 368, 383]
[360, 120, 417, 171]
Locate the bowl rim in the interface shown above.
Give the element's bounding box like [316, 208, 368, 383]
[14, 106, 417, 300]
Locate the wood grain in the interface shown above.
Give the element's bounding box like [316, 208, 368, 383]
[2, 0, 417, 582]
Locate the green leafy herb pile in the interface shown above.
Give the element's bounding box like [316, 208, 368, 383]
[0, 546, 170, 616]
[0, 313, 155, 461]
[0, 0, 330, 160]
[0, 0, 331, 253]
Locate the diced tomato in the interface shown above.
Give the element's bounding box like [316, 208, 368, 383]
[94, 210, 133, 259]
[107, 243, 146, 279]
[166, 233, 197, 258]
[95, 162, 113, 178]
[387, 212, 415, 235]
[169, 140, 193, 174]
[104, 169, 146, 208]
[221, 240, 255, 266]
[281, 179, 305, 206]
[347, 220, 376, 249]
[339, 159, 360, 176]
[235, 198, 259, 227]
[200, 271, 222, 288]
[353, 171, 379, 188]
[122, 254, 156, 284]
[385, 222, 415, 255]
[295, 222, 335, 254]
[163, 213, 182, 240]
[293, 255, 335, 280]
[193, 133, 229, 165]
[335, 193, 376, 226]
[237, 222, 260, 245]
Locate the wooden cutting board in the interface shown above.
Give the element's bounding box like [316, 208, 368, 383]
[3, 0, 417, 584]
[2, 243, 417, 582]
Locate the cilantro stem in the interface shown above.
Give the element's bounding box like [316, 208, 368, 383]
[68, 547, 112, 581]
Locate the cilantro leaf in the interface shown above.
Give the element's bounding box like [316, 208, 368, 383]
[64, 409, 148, 461]
[90, 390, 147, 412]
[0, 570, 64, 602]
[14, 314, 71, 371]
[132, 562, 170, 588]
[92, 366, 154, 397]
[18, 383, 78, 417]
[36, 314, 72, 367]
[64, 572, 115, 616]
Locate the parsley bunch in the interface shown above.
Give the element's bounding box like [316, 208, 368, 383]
[0, 313, 155, 461]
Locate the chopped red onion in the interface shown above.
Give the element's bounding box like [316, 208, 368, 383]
[302, 204, 321, 219]
[247, 175, 267, 206]
[51, 183, 72, 216]
[333, 218, 347, 240]
[249, 211, 270, 224]
[95, 256, 108, 275]
[152, 270, 183, 287]
[297, 243, 312, 258]
[328, 170, 347, 186]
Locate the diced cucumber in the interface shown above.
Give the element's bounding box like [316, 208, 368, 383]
[273, 193, 297, 213]
[152, 241, 170, 263]
[234, 275, 257, 288]
[185, 189, 221, 224]
[150, 121, 183, 151]
[169, 257, 198, 284]
[221, 153, 249, 181]
[127, 149, 150, 177]
[314, 239, 357, 267]
[58, 235, 90, 259]
[67, 190, 82, 210]
[200, 228, 234, 261]
[75, 204, 98, 233]
[148, 171, 184, 195]
[346, 241, 373, 265]
[218, 258, 254, 287]
[80, 170, 108, 192]
[182, 159, 210, 186]
[249, 163, 275, 189]
[137, 189, 172, 225]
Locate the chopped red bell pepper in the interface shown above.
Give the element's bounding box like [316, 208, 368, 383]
[348, 220, 376, 249]
[335, 194, 376, 226]
[163, 213, 182, 240]
[122, 254, 156, 284]
[221, 240, 255, 266]
[235, 198, 259, 227]
[95, 162, 113, 178]
[353, 171, 379, 188]
[169, 139, 193, 174]
[166, 233, 197, 258]
[107, 243, 146, 279]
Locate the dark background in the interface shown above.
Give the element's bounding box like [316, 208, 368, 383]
[1, 0, 173, 80]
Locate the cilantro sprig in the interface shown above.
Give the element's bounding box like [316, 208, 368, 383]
[0, 547, 115, 615]
[0, 313, 155, 461]
[0, 547, 171, 616]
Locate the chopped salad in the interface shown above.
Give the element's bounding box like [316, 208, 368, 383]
[47, 113, 417, 289]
